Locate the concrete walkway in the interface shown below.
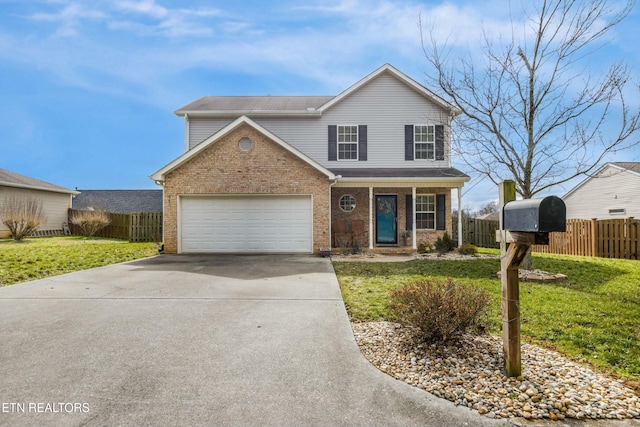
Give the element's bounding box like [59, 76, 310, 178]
[0, 255, 523, 426]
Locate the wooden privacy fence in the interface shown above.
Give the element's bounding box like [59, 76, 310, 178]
[454, 217, 500, 248]
[458, 216, 639, 260]
[533, 217, 640, 260]
[68, 209, 162, 242]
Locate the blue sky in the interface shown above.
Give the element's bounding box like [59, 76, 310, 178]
[1, 0, 639, 210]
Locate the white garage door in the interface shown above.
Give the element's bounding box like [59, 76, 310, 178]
[180, 195, 312, 253]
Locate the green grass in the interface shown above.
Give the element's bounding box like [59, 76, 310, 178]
[333, 249, 640, 390]
[0, 236, 158, 287]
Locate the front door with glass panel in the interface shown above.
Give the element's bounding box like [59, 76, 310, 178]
[375, 195, 397, 244]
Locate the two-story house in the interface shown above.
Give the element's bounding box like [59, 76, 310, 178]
[150, 64, 470, 254]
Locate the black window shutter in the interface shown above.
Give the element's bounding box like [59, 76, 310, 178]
[404, 125, 414, 160]
[436, 194, 446, 230]
[358, 125, 367, 161]
[435, 124, 445, 161]
[328, 125, 337, 161]
[405, 194, 413, 230]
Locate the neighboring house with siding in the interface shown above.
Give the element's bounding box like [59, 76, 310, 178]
[0, 168, 79, 238]
[151, 64, 470, 254]
[73, 190, 162, 214]
[563, 162, 640, 219]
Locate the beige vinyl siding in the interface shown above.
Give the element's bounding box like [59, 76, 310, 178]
[0, 187, 72, 237]
[186, 73, 452, 169]
[564, 165, 640, 219]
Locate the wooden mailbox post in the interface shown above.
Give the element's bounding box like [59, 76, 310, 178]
[498, 181, 566, 377]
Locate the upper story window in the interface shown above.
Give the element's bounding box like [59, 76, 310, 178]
[414, 125, 435, 160]
[338, 125, 358, 160]
[405, 124, 445, 161]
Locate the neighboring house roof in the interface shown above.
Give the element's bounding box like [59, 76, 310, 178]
[563, 162, 640, 199]
[609, 162, 640, 174]
[73, 190, 163, 213]
[478, 211, 500, 221]
[0, 168, 79, 195]
[150, 115, 336, 182]
[175, 64, 458, 117]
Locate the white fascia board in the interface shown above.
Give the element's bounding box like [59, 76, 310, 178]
[150, 115, 335, 182]
[0, 181, 80, 195]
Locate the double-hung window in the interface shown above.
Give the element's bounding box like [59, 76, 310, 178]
[338, 125, 358, 160]
[414, 125, 435, 160]
[416, 194, 435, 229]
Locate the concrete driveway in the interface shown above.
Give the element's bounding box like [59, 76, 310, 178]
[0, 254, 509, 427]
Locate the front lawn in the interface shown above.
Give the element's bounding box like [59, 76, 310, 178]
[333, 250, 640, 391]
[0, 236, 158, 287]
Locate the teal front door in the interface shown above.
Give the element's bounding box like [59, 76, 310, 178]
[375, 195, 397, 244]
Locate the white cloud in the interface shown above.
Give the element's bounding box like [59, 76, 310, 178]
[114, 0, 168, 19]
[4, 0, 637, 111]
[29, 2, 106, 37]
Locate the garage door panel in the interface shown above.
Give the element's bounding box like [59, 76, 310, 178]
[180, 196, 312, 253]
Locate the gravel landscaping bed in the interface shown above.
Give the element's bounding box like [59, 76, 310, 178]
[353, 321, 640, 421]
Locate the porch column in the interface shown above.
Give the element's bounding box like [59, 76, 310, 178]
[412, 187, 417, 250]
[369, 187, 374, 249]
[457, 186, 463, 247]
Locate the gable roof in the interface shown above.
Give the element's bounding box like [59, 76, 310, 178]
[0, 168, 79, 195]
[73, 190, 162, 213]
[174, 64, 458, 118]
[317, 64, 458, 114]
[610, 162, 640, 174]
[150, 116, 336, 182]
[563, 162, 640, 199]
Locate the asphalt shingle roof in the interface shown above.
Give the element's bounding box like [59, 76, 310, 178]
[0, 168, 77, 194]
[73, 190, 162, 213]
[329, 168, 469, 179]
[611, 162, 640, 174]
[176, 96, 334, 114]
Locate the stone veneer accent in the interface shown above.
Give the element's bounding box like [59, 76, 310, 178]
[331, 187, 453, 248]
[162, 123, 331, 253]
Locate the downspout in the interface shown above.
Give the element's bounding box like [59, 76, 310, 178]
[184, 114, 190, 152]
[329, 175, 342, 250]
[154, 178, 166, 253]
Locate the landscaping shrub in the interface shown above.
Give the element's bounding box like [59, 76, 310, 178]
[0, 195, 45, 241]
[389, 277, 490, 343]
[434, 231, 457, 254]
[458, 243, 478, 255]
[417, 242, 432, 254]
[69, 209, 111, 237]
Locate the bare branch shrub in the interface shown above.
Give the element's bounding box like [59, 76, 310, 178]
[69, 209, 111, 237]
[0, 195, 46, 241]
[390, 278, 489, 343]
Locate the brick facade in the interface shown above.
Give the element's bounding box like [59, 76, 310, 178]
[331, 187, 452, 249]
[162, 123, 331, 253]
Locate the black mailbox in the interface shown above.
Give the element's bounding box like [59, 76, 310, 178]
[503, 196, 566, 233]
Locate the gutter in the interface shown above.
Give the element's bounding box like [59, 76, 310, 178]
[174, 110, 323, 118]
[0, 181, 80, 195]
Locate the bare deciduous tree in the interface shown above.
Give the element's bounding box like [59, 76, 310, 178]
[0, 195, 46, 241]
[422, 0, 640, 199]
